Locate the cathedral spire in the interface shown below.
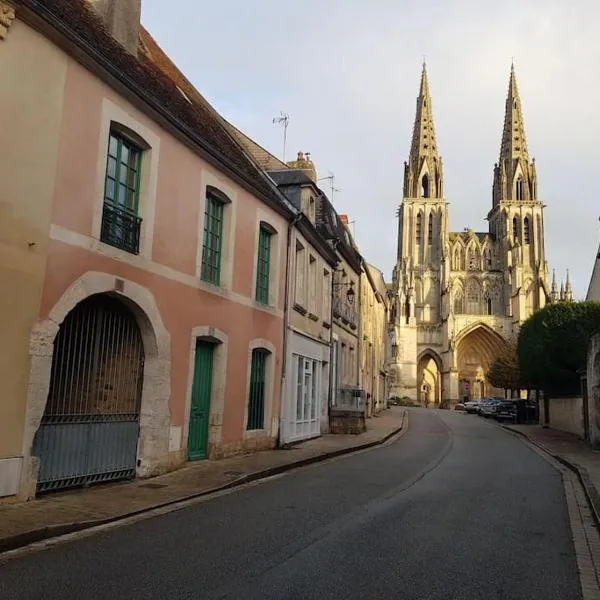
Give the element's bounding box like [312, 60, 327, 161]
[500, 64, 529, 164]
[403, 62, 443, 199]
[492, 64, 537, 206]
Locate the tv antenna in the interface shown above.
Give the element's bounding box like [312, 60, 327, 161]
[272, 112, 290, 162]
[318, 172, 341, 202]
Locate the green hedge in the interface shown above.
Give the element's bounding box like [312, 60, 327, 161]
[517, 301, 600, 396]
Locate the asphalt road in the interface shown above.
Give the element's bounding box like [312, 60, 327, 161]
[0, 409, 582, 600]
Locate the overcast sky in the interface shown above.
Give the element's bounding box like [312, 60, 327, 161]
[141, 0, 599, 298]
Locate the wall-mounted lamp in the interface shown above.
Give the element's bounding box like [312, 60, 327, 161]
[333, 280, 355, 305]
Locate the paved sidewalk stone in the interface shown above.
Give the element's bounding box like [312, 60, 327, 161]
[0, 408, 406, 553]
[504, 424, 600, 527]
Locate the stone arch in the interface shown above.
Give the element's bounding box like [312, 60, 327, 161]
[417, 349, 442, 406]
[452, 279, 464, 314]
[452, 239, 466, 271]
[467, 239, 481, 271]
[455, 323, 507, 401]
[21, 271, 171, 499]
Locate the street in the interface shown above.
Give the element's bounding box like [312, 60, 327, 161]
[0, 409, 583, 600]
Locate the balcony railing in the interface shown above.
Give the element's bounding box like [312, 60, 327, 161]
[100, 203, 142, 255]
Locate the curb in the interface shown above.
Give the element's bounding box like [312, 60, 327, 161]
[0, 410, 408, 556]
[501, 425, 600, 529]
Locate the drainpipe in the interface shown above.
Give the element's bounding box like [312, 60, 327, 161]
[278, 211, 302, 447]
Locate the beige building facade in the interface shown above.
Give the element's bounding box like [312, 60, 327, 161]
[0, 1, 63, 497]
[388, 64, 549, 405]
[360, 263, 388, 415]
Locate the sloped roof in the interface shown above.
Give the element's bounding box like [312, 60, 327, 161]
[586, 242, 600, 301]
[365, 263, 388, 299]
[17, 0, 288, 213]
[448, 231, 493, 243]
[224, 121, 289, 172]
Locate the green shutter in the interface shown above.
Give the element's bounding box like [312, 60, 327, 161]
[201, 194, 224, 285]
[247, 349, 267, 430]
[255, 227, 271, 304]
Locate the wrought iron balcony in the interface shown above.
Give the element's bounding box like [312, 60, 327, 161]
[100, 202, 142, 255]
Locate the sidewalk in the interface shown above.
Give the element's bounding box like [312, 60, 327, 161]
[0, 407, 407, 554]
[503, 424, 600, 526]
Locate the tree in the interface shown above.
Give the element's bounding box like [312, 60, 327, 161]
[487, 341, 521, 393]
[518, 301, 600, 396]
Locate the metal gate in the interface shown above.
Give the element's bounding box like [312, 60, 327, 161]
[33, 294, 144, 493]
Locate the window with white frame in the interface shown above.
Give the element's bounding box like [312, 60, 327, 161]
[293, 355, 320, 434]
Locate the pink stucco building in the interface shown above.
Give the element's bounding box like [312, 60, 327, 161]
[5, 0, 295, 498]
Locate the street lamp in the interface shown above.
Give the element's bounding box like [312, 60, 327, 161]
[334, 280, 355, 305]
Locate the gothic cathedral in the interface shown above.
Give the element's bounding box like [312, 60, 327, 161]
[388, 64, 550, 405]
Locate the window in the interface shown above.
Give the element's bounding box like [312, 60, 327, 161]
[200, 193, 224, 285]
[247, 348, 268, 430]
[523, 216, 530, 244]
[516, 177, 524, 201]
[101, 132, 143, 253]
[255, 226, 272, 304]
[453, 291, 463, 314]
[512, 216, 519, 241]
[295, 242, 306, 308]
[427, 213, 433, 245]
[323, 270, 331, 322]
[422, 174, 430, 198]
[466, 281, 480, 314]
[416, 213, 422, 244]
[309, 255, 317, 314]
[485, 294, 493, 315]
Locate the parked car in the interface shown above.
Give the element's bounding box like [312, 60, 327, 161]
[493, 400, 517, 422]
[464, 400, 482, 414]
[478, 398, 504, 417]
[454, 403, 466, 411]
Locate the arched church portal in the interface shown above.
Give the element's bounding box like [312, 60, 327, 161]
[456, 325, 507, 401]
[417, 352, 442, 407]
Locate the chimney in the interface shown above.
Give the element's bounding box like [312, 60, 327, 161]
[87, 0, 142, 55]
[286, 150, 317, 183]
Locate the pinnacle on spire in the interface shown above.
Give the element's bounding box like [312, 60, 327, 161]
[500, 65, 529, 163]
[403, 62, 443, 199]
[492, 64, 538, 205]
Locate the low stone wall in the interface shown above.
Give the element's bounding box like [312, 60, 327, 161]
[541, 396, 584, 438]
[329, 409, 367, 435]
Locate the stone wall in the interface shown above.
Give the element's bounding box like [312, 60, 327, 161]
[541, 396, 584, 438]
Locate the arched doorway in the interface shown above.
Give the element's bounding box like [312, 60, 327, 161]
[456, 325, 506, 402]
[417, 351, 442, 407]
[32, 294, 144, 493]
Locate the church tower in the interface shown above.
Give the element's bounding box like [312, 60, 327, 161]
[391, 63, 448, 400]
[488, 65, 549, 321]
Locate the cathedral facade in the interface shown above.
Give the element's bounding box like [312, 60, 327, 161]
[388, 64, 550, 405]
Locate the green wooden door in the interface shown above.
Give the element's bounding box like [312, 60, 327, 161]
[188, 341, 214, 460]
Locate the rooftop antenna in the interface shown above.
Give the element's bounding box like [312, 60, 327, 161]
[272, 112, 290, 162]
[317, 172, 341, 202]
